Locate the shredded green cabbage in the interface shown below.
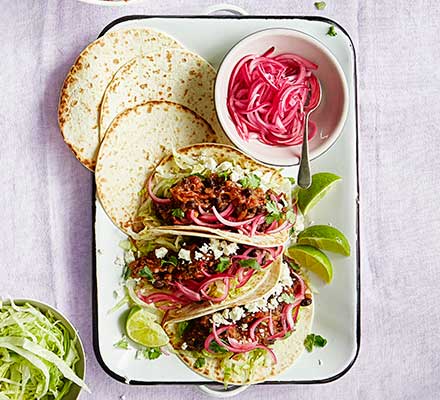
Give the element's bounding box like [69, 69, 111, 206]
[0, 301, 89, 399]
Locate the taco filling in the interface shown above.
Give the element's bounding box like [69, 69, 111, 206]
[126, 237, 282, 310]
[169, 262, 312, 383]
[133, 150, 297, 237]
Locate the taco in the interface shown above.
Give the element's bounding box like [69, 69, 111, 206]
[132, 143, 297, 247]
[164, 261, 313, 385]
[123, 235, 283, 320]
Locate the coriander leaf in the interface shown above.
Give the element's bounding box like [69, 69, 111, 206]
[114, 336, 129, 350]
[287, 177, 296, 184]
[266, 200, 280, 214]
[314, 335, 328, 348]
[265, 213, 282, 224]
[238, 258, 261, 270]
[171, 208, 185, 219]
[304, 333, 328, 352]
[217, 170, 230, 180]
[304, 334, 315, 352]
[144, 347, 162, 360]
[209, 341, 228, 353]
[239, 174, 261, 189]
[283, 331, 292, 339]
[177, 321, 189, 338]
[327, 25, 337, 37]
[194, 357, 206, 368]
[314, 1, 326, 10]
[216, 257, 231, 272]
[161, 255, 178, 267]
[139, 266, 154, 281]
[279, 293, 296, 304]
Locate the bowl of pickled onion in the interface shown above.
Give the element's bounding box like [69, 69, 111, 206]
[215, 28, 349, 167]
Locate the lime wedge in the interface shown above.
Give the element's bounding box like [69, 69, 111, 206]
[298, 225, 350, 256]
[126, 306, 169, 347]
[286, 244, 333, 283]
[297, 173, 341, 215]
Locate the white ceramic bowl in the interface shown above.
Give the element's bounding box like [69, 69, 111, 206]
[1, 299, 86, 399]
[215, 28, 349, 167]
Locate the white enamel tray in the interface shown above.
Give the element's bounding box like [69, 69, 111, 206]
[93, 13, 360, 388]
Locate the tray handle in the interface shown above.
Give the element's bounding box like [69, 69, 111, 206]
[203, 3, 249, 16]
[198, 383, 249, 398]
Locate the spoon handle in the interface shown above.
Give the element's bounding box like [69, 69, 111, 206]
[297, 113, 312, 189]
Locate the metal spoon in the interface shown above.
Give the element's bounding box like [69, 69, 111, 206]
[297, 79, 322, 189]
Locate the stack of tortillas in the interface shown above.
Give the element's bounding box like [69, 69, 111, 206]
[58, 28, 229, 171]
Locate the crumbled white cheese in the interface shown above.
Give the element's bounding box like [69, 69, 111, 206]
[212, 312, 231, 326]
[230, 165, 245, 182]
[259, 328, 265, 334]
[229, 306, 245, 322]
[222, 309, 230, 320]
[200, 243, 210, 254]
[212, 248, 223, 260]
[272, 283, 284, 297]
[280, 262, 293, 287]
[268, 297, 279, 310]
[245, 302, 260, 313]
[241, 323, 248, 329]
[124, 250, 135, 264]
[207, 239, 224, 259]
[204, 157, 218, 171]
[223, 242, 239, 256]
[216, 161, 233, 172]
[194, 251, 205, 260]
[181, 342, 188, 350]
[178, 249, 191, 261]
[155, 247, 168, 259]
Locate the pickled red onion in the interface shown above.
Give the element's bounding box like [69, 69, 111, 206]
[228, 46, 319, 146]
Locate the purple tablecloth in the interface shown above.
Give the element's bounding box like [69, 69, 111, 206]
[1, 1, 439, 398]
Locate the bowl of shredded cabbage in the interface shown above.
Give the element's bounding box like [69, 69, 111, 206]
[215, 28, 349, 167]
[0, 299, 89, 399]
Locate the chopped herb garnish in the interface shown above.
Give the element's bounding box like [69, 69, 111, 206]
[217, 170, 230, 180]
[314, 1, 326, 10]
[216, 257, 231, 272]
[177, 321, 189, 338]
[304, 333, 328, 352]
[171, 208, 185, 219]
[143, 347, 162, 360]
[139, 266, 154, 281]
[265, 200, 283, 224]
[113, 336, 129, 350]
[238, 258, 261, 270]
[283, 331, 293, 339]
[194, 357, 206, 368]
[287, 177, 296, 184]
[279, 293, 296, 304]
[239, 174, 261, 189]
[327, 25, 337, 37]
[209, 341, 228, 353]
[161, 255, 178, 267]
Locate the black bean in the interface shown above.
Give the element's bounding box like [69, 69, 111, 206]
[301, 298, 313, 307]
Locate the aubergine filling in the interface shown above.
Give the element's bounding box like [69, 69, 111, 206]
[154, 173, 287, 225]
[128, 238, 269, 290]
[179, 271, 312, 352]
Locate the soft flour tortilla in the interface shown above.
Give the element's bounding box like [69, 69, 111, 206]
[164, 256, 282, 323]
[165, 291, 314, 384]
[148, 143, 290, 247]
[95, 101, 229, 234]
[100, 48, 223, 141]
[58, 28, 182, 170]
